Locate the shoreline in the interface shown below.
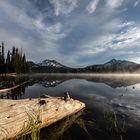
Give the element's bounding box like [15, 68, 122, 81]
[23, 73, 140, 77]
[2, 72, 140, 76]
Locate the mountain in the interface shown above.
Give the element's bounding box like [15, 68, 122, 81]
[27, 61, 38, 67]
[104, 59, 136, 66]
[28, 59, 77, 73]
[37, 59, 67, 68]
[28, 58, 140, 73]
[85, 59, 140, 73]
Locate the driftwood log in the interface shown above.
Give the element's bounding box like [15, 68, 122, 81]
[0, 97, 85, 140]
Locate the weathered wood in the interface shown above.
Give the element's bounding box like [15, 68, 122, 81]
[0, 97, 85, 140]
[0, 81, 29, 94]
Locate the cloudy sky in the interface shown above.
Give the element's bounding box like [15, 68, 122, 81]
[0, 0, 140, 67]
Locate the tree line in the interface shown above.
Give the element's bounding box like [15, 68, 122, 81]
[0, 42, 29, 74]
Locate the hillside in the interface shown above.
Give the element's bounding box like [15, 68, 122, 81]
[27, 59, 77, 73]
[85, 59, 140, 73]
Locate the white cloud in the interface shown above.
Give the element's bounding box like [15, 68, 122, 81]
[33, 19, 45, 30]
[85, 47, 106, 55]
[88, 25, 140, 51]
[86, 0, 99, 14]
[34, 19, 67, 41]
[106, 0, 123, 9]
[77, 21, 140, 60]
[119, 21, 135, 28]
[134, 0, 139, 7]
[78, 45, 107, 57]
[129, 57, 140, 64]
[0, 0, 69, 43]
[47, 23, 63, 33]
[50, 0, 78, 16]
[113, 26, 140, 49]
[0, 1, 37, 30]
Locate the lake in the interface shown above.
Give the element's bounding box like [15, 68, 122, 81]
[1, 74, 140, 140]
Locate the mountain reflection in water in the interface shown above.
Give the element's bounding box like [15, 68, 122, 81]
[1, 74, 140, 140]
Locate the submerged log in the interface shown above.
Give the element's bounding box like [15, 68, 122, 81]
[0, 97, 85, 140]
[0, 81, 29, 94]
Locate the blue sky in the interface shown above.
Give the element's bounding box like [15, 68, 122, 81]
[0, 0, 140, 67]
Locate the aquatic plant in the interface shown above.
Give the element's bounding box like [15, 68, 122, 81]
[104, 112, 127, 133]
[94, 111, 127, 140]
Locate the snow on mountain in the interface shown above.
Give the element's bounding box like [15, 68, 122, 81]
[37, 59, 66, 68]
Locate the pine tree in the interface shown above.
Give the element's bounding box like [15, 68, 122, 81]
[0, 45, 2, 73]
[6, 50, 10, 73]
[0, 43, 29, 74]
[10, 46, 16, 72]
[0, 42, 5, 73]
[1, 42, 5, 64]
[22, 53, 29, 73]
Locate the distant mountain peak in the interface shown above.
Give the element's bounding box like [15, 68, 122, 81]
[38, 59, 66, 68]
[42, 59, 57, 64]
[85, 58, 139, 73]
[105, 59, 118, 66]
[105, 59, 136, 66]
[110, 59, 117, 63]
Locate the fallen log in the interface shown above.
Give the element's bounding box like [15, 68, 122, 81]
[0, 97, 85, 140]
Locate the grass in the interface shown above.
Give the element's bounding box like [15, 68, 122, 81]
[72, 111, 127, 140]
[17, 110, 86, 140]
[17, 108, 41, 140]
[104, 111, 127, 133]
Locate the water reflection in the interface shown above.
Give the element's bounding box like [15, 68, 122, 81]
[1, 74, 140, 140]
[19, 110, 127, 140]
[86, 76, 140, 88]
[40, 110, 131, 140]
[0, 75, 29, 99]
[40, 111, 85, 140]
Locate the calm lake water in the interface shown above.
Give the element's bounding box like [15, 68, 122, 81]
[1, 74, 140, 140]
